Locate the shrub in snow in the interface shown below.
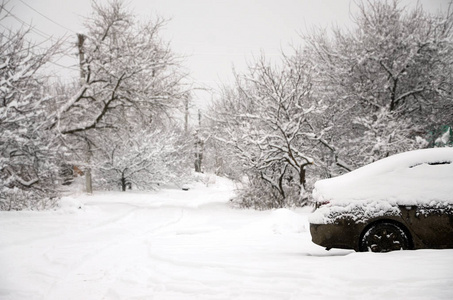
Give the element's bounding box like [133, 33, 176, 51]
[0, 187, 58, 211]
[230, 173, 307, 210]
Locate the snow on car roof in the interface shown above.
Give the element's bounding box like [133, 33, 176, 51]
[312, 147, 453, 206]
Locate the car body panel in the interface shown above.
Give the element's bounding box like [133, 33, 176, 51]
[310, 221, 363, 251]
[408, 206, 453, 248]
[310, 205, 453, 251]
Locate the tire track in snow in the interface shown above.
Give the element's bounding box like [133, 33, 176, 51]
[43, 207, 186, 300]
[0, 204, 139, 251]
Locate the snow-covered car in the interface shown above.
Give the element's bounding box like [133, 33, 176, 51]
[309, 148, 453, 252]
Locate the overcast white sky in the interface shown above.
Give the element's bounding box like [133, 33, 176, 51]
[3, 0, 450, 107]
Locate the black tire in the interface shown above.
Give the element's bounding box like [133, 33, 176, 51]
[360, 222, 410, 252]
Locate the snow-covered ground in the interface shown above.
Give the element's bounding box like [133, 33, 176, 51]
[1, 176, 452, 300]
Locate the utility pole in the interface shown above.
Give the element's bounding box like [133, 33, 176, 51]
[194, 109, 203, 173]
[77, 34, 86, 82]
[184, 94, 189, 134]
[77, 33, 92, 194]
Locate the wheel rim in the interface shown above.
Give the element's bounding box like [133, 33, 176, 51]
[361, 223, 409, 252]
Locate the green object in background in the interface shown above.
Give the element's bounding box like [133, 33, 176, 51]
[434, 125, 452, 146]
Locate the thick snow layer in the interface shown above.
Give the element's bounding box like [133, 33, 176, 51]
[313, 148, 453, 206]
[1, 174, 453, 299]
[309, 200, 402, 225]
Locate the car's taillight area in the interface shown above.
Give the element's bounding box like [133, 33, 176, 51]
[315, 201, 330, 209]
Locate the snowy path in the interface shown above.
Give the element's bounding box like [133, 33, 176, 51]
[1, 177, 453, 300]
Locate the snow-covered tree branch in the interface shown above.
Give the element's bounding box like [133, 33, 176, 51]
[304, 0, 453, 165]
[0, 3, 63, 210]
[53, 1, 187, 135]
[206, 55, 326, 208]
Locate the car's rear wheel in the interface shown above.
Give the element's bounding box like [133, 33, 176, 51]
[360, 222, 410, 252]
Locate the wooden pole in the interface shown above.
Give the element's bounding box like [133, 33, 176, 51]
[77, 33, 92, 194]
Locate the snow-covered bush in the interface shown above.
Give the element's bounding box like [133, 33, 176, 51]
[230, 172, 306, 210]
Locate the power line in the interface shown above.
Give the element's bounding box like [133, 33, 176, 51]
[0, 24, 76, 59]
[2, 6, 79, 51]
[1, 24, 79, 73]
[2, 6, 54, 40]
[18, 0, 76, 34]
[0, 23, 52, 52]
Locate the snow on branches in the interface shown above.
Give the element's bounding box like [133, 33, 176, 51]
[0, 4, 62, 210]
[92, 128, 190, 191]
[304, 0, 453, 164]
[207, 55, 325, 208]
[206, 0, 453, 209]
[53, 1, 187, 135]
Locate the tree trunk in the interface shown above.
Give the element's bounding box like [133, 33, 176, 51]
[85, 168, 92, 194]
[299, 165, 309, 205]
[85, 143, 93, 195]
[299, 166, 306, 188]
[121, 174, 127, 192]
